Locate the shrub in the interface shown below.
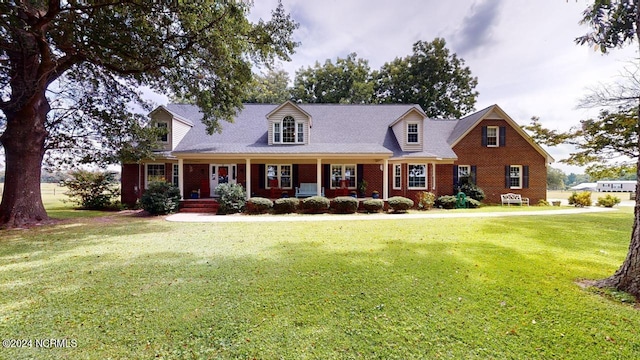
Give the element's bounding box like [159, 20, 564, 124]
[214, 183, 246, 214]
[387, 196, 414, 213]
[140, 181, 181, 215]
[330, 196, 359, 214]
[537, 199, 550, 206]
[568, 191, 592, 207]
[362, 199, 384, 213]
[416, 191, 436, 210]
[597, 194, 621, 208]
[467, 198, 481, 208]
[245, 197, 273, 214]
[61, 170, 120, 210]
[458, 177, 486, 201]
[273, 198, 299, 214]
[300, 196, 330, 214]
[436, 195, 457, 209]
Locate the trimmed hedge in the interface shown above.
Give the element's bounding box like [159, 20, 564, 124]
[436, 195, 457, 209]
[330, 196, 359, 214]
[273, 198, 300, 214]
[568, 191, 592, 207]
[300, 196, 330, 214]
[387, 196, 414, 213]
[362, 199, 384, 213]
[245, 197, 273, 214]
[214, 183, 246, 214]
[597, 194, 621, 208]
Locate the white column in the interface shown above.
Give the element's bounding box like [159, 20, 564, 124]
[317, 158, 322, 196]
[178, 158, 184, 200]
[383, 159, 389, 200]
[431, 162, 436, 191]
[245, 158, 252, 199]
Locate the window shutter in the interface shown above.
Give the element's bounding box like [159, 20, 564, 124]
[293, 164, 299, 188]
[471, 165, 477, 184]
[499, 126, 506, 147]
[357, 164, 364, 186]
[481, 126, 487, 146]
[323, 164, 330, 189]
[259, 164, 265, 189]
[505, 165, 510, 188]
[453, 165, 459, 187]
[523, 165, 530, 188]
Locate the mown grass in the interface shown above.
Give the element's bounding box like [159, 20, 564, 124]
[0, 201, 638, 359]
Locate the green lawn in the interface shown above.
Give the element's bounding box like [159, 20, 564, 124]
[0, 192, 638, 358]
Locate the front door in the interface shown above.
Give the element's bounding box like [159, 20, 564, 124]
[210, 164, 237, 197]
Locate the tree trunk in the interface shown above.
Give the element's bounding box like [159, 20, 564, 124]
[0, 92, 50, 228]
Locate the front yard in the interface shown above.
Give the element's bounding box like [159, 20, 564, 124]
[0, 189, 638, 358]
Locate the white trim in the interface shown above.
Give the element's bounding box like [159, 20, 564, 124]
[383, 159, 389, 200]
[509, 165, 523, 189]
[393, 164, 402, 190]
[329, 164, 357, 189]
[266, 164, 293, 189]
[486, 126, 499, 147]
[406, 122, 419, 144]
[145, 163, 166, 188]
[431, 163, 436, 191]
[407, 164, 427, 190]
[178, 159, 184, 200]
[245, 159, 251, 200]
[272, 116, 305, 144]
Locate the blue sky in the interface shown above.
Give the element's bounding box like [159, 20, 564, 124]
[246, 0, 638, 173]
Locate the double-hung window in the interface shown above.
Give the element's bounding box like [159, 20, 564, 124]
[486, 126, 498, 147]
[156, 122, 168, 142]
[331, 164, 356, 188]
[393, 164, 402, 190]
[266, 164, 292, 189]
[172, 164, 179, 187]
[273, 116, 304, 144]
[408, 164, 427, 189]
[407, 123, 419, 144]
[509, 165, 522, 189]
[146, 164, 165, 187]
[458, 165, 470, 180]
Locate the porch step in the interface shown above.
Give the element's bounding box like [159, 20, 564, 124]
[179, 200, 219, 214]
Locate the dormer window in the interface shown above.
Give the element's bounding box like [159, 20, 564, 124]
[156, 122, 168, 142]
[273, 116, 304, 144]
[407, 123, 419, 143]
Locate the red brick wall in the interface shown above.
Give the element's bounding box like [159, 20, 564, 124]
[121, 163, 141, 206]
[183, 164, 209, 197]
[452, 119, 547, 204]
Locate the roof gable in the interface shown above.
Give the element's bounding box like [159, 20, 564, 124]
[449, 104, 554, 163]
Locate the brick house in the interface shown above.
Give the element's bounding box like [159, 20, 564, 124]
[121, 101, 553, 206]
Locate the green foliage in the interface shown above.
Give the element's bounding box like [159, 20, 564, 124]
[214, 184, 246, 214]
[330, 196, 359, 214]
[245, 197, 273, 214]
[538, 199, 551, 206]
[467, 198, 481, 208]
[597, 194, 622, 208]
[436, 195, 457, 209]
[61, 170, 120, 210]
[568, 191, 593, 207]
[300, 196, 330, 214]
[273, 198, 300, 214]
[357, 179, 368, 195]
[244, 69, 291, 104]
[387, 196, 414, 213]
[292, 53, 374, 104]
[458, 177, 485, 202]
[547, 167, 567, 190]
[140, 181, 181, 215]
[362, 199, 384, 213]
[416, 191, 436, 210]
[374, 38, 478, 118]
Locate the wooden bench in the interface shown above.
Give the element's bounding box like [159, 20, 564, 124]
[295, 183, 325, 198]
[501, 193, 529, 206]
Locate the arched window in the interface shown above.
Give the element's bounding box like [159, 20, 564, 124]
[282, 116, 295, 143]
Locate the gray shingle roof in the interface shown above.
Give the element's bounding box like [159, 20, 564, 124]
[165, 103, 461, 159]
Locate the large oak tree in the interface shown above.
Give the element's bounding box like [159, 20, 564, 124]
[0, 0, 298, 228]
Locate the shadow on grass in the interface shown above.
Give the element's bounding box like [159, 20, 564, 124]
[3, 219, 640, 359]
